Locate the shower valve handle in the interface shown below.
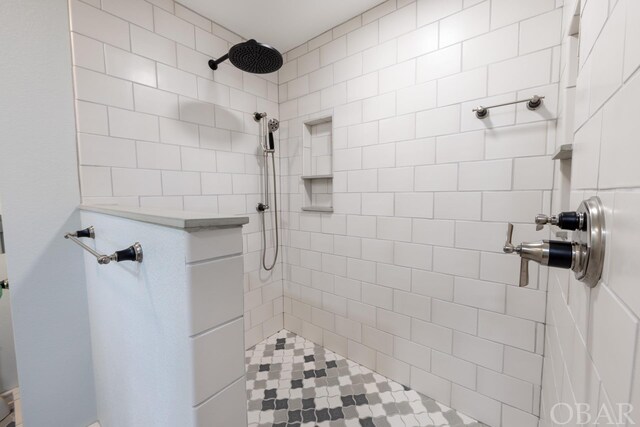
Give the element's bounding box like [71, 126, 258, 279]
[503, 223, 576, 287]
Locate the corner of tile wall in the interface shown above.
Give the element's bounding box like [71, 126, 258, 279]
[69, 0, 284, 349]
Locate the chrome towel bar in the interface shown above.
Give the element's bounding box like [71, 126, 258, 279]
[472, 95, 545, 119]
[64, 226, 143, 264]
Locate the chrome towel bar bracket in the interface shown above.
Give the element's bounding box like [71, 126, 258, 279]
[64, 226, 143, 264]
[473, 95, 545, 119]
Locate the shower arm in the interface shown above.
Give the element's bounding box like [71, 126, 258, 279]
[207, 54, 229, 71]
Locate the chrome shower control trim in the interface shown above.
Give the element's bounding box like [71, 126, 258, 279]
[573, 197, 605, 287]
[502, 197, 605, 288]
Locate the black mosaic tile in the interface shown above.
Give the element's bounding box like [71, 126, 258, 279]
[326, 360, 337, 369]
[259, 364, 270, 372]
[291, 379, 303, 389]
[316, 408, 331, 422]
[341, 395, 356, 407]
[287, 409, 302, 423]
[360, 418, 376, 427]
[314, 368, 327, 378]
[301, 408, 316, 423]
[262, 399, 275, 411]
[264, 388, 277, 399]
[329, 407, 345, 420]
[275, 398, 289, 410]
[304, 355, 315, 362]
[301, 397, 315, 410]
[303, 369, 315, 378]
[354, 393, 368, 406]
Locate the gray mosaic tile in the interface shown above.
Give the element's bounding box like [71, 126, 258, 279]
[246, 330, 487, 427]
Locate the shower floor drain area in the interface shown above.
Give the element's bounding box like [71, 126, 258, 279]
[246, 330, 485, 427]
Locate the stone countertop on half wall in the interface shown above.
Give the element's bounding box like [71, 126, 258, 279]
[79, 205, 250, 230]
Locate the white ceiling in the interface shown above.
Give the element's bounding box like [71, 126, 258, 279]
[178, 0, 388, 53]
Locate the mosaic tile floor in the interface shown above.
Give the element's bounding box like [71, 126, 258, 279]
[246, 330, 486, 427]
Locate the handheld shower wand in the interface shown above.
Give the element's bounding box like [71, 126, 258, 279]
[255, 113, 280, 271]
[268, 118, 279, 151]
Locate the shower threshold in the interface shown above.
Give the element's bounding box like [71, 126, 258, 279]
[246, 330, 486, 427]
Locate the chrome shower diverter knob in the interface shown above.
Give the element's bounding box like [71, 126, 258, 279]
[534, 211, 585, 231]
[503, 224, 578, 287]
[502, 197, 605, 288]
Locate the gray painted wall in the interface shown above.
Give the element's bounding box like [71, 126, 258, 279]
[0, 0, 97, 425]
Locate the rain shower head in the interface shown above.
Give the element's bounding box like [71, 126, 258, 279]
[208, 39, 283, 74]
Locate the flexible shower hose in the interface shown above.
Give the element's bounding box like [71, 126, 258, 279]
[260, 151, 279, 271]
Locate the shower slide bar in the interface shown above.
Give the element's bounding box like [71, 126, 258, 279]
[472, 95, 545, 119]
[64, 226, 143, 265]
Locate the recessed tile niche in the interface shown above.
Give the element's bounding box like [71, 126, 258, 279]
[302, 116, 333, 213]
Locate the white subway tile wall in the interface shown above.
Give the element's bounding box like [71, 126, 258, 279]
[542, 1, 640, 427]
[69, 0, 282, 349]
[67, 0, 640, 425]
[279, 0, 561, 425]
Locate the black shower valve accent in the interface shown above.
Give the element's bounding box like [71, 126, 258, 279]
[535, 211, 585, 231]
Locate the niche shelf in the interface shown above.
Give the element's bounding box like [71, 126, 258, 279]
[302, 116, 333, 213]
[552, 144, 573, 160]
[301, 174, 333, 180]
